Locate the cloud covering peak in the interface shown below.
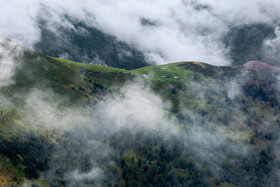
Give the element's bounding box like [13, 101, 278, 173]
[1, 0, 280, 66]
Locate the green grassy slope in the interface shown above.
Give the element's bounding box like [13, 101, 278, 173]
[2, 52, 131, 101]
[0, 51, 133, 136]
[0, 49, 279, 186]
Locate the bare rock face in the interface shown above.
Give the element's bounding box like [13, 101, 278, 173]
[244, 61, 280, 73]
[242, 61, 280, 103]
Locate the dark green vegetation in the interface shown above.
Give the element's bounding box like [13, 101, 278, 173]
[35, 13, 151, 70]
[35, 15, 280, 69]
[224, 23, 276, 66]
[0, 46, 279, 186]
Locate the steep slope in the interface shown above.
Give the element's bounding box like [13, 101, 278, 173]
[223, 23, 276, 66]
[0, 43, 279, 186]
[35, 14, 151, 70]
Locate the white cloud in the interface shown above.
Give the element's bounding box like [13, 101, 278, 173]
[93, 81, 178, 134]
[0, 0, 41, 47]
[0, 0, 280, 65]
[66, 168, 103, 182]
[1, 1, 280, 65]
[0, 36, 24, 87]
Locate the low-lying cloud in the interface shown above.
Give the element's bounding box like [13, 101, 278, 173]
[1, 0, 280, 66]
[0, 37, 23, 87]
[16, 79, 256, 185]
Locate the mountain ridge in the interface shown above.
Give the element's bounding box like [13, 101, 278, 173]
[0, 41, 279, 186]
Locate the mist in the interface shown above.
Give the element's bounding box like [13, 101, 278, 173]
[1, 0, 280, 66]
[0, 57, 276, 186]
[0, 1, 280, 186]
[18, 77, 268, 186]
[0, 37, 24, 87]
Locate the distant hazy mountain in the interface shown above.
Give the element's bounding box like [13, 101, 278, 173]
[224, 23, 278, 66]
[34, 17, 280, 69]
[34, 15, 151, 70]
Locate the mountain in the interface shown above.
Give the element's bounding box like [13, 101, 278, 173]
[0, 42, 279, 186]
[223, 23, 276, 66]
[34, 14, 151, 70]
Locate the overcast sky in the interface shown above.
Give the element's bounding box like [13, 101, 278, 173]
[1, 0, 280, 65]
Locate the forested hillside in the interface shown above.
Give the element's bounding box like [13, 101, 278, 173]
[0, 39, 279, 186]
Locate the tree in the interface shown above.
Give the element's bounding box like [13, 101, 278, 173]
[137, 158, 142, 168]
[120, 159, 126, 168]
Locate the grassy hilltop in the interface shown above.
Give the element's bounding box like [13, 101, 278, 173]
[0, 47, 279, 186]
